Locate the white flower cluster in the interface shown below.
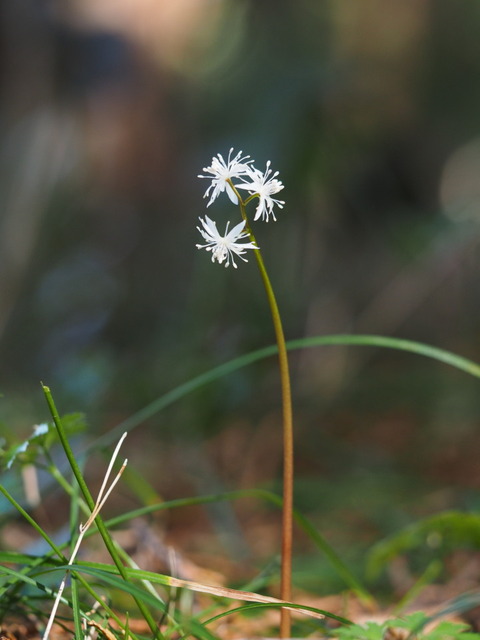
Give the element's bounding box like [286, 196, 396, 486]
[196, 148, 285, 268]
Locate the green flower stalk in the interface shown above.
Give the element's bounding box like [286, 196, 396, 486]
[197, 149, 293, 637]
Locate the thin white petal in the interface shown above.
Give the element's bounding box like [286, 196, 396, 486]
[227, 219, 247, 238]
[226, 183, 239, 204]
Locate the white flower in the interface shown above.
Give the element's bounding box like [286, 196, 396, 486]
[5, 423, 50, 470]
[196, 215, 258, 268]
[6, 441, 29, 469]
[33, 423, 49, 437]
[198, 148, 253, 207]
[237, 161, 285, 222]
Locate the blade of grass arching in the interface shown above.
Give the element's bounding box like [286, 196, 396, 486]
[101, 488, 374, 605]
[63, 565, 217, 640]
[42, 384, 163, 640]
[92, 334, 480, 451]
[287, 334, 480, 378]
[201, 602, 351, 628]
[70, 562, 339, 623]
[0, 492, 372, 612]
[71, 487, 370, 624]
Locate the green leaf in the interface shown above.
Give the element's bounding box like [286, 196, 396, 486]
[367, 512, 480, 579]
[393, 610, 429, 630]
[334, 620, 384, 640]
[58, 564, 218, 640]
[423, 620, 471, 639]
[2, 413, 86, 470]
[59, 412, 88, 436]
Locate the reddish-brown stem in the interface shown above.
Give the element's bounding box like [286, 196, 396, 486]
[234, 186, 294, 638]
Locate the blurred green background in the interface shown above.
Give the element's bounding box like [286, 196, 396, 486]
[2, 0, 480, 588]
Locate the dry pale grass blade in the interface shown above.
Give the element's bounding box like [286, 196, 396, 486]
[161, 575, 325, 621]
[43, 434, 129, 640]
[85, 620, 118, 640]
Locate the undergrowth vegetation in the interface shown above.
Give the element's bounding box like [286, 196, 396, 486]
[2, 150, 480, 640]
[2, 340, 480, 639]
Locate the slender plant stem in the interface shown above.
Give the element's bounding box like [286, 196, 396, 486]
[236, 192, 294, 638]
[41, 384, 163, 640]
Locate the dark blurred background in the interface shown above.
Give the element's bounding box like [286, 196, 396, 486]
[2, 0, 480, 590]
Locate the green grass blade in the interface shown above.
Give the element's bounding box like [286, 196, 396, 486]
[71, 576, 83, 640]
[69, 457, 83, 640]
[42, 384, 164, 640]
[93, 334, 480, 450]
[0, 550, 54, 564]
[0, 564, 67, 603]
[0, 563, 143, 640]
[0, 551, 136, 637]
[200, 601, 351, 627]
[68, 563, 341, 628]
[100, 488, 374, 604]
[288, 335, 480, 377]
[293, 508, 375, 608]
[367, 511, 480, 580]
[0, 489, 372, 609]
[31, 333, 475, 627]
[61, 565, 218, 640]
